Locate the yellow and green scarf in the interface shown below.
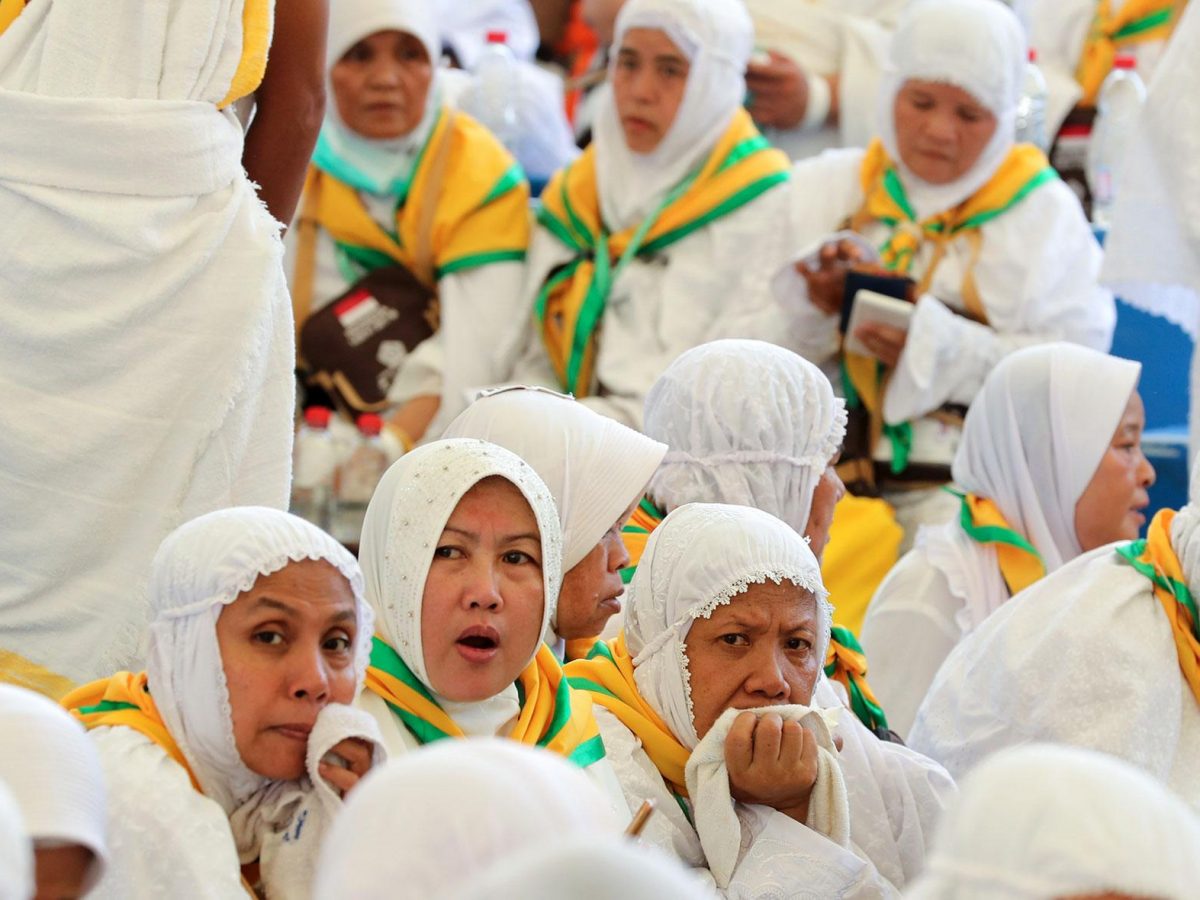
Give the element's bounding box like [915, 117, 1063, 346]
[620, 497, 665, 584]
[565, 635, 691, 797]
[365, 636, 606, 767]
[535, 107, 790, 396]
[950, 488, 1047, 596]
[1115, 508, 1200, 704]
[306, 109, 529, 289]
[0, 0, 24, 35]
[847, 139, 1058, 473]
[1077, 0, 1186, 107]
[63, 672, 257, 894]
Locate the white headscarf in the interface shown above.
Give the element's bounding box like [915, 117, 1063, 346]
[0, 781, 31, 900]
[317, 0, 443, 196]
[444, 387, 668, 572]
[953, 343, 1141, 570]
[594, 0, 754, 231]
[908, 744, 1200, 900]
[1171, 460, 1200, 603]
[358, 439, 563, 732]
[644, 340, 847, 534]
[625, 503, 832, 749]
[0, 686, 108, 892]
[144, 507, 371, 815]
[312, 739, 618, 899]
[878, 0, 1027, 220]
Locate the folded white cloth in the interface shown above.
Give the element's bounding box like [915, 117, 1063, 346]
[230, 704, 386, 900]
[683, 704, 849, 889]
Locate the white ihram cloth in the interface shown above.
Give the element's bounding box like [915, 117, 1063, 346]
[353, 440, 629, 814]
[1101, 0, 1200, 459]
[0, 0, 294, 687]
[908, 464, 1200, 801]
[0, 685, 108, 892]
[643, 339, 846, 534]
[775, 0, 1114, 484]
[860, 344, 1141, 735]
[314, 739, 619, 899]
[599, 502, 901, 896]
[88, 508, 381, 900]
[510, 0, 802, 429]
[907, 744, 1200, 900]
[0, 781, 31, 900]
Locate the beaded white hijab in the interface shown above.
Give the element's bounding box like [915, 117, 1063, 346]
[625, 503, 832, 748]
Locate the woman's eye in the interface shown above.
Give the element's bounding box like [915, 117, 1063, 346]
[616, 56, 637, 72]
[343, 44, 373, 64]
[502, 550, 537, 566]
[720, 633, 748, 647]
[660, 63, 686, 79]
[324, 634, 353, 652]
[787, 637, 812, 652]
[253, 630, 284, 646]
[434, 545, 463, 560]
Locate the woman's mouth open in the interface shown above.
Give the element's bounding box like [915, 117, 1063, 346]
[456, 625, 501, 664]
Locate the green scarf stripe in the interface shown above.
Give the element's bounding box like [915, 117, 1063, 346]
[639, 497, 665, 520]
[560, 171, 595, 249]
[337, 242, 399, 275]
[586, 640, 617, 664]
[537, 206, 587, 253]
[824, 627, 890, 731]
[436, 249, 526, 279]
[950, 490, 1045, 562]
[539, 674, 575, 746]
[951, 168, 1059, 233]
[1116, 541, 1200, 638]
[564, 234, 611, 391]
[640, 171, 790, 257]
[882, 168, 918, 221]
[370, 636, 439, 704]
[481, 163, 527, 207]
[1113, 8, 1175, 40]
[76, 699, 139, 716]
[567, 733, 607, 767]
[534, 258, 585, 322]
[566, 676, 620, 701]
[619, 566, 637, 585]
[391, 706, 453, 746]
[623, 525, 651, 536]
[715, 135, 772, 174]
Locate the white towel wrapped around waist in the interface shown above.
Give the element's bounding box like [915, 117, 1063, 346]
[683, 704, 850, 889]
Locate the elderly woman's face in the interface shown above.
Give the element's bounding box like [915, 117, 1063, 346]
[685, 581, 823, 740]
[216, 559, 359, 780]
[1074, 391, 1156, 551]
[421, 477, 546, 702]
[804, 464, 846, 562]
[892, 80, 997, 185]
[331, 29, 433, 140]
[556, 501, 635, 641]
[34, 844, 94, 900]
[612, 27, 690, 153]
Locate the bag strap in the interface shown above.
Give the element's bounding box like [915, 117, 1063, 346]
[292, 170, 323, 341]
[412, 110, 457, 287]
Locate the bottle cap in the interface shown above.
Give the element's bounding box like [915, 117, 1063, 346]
[1027, 47, 1038, 63]
[486, 30, 507, 44]
[357, 413, 384, 436]
[1113, 53, 1137, 70]
[304, 406, 333, 429]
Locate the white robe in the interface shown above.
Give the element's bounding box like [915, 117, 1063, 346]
[511, 179, 801, 429]
[0, 0, 293, 686]
[907, 542, 1200, 807]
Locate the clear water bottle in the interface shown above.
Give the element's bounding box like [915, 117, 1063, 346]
[1087, 54, 1147, 229]
[469, 31, 521, 151]
[1015, 48, 1048, 152]
[331, 414, 390, 546]
[291, 407, 337, 530]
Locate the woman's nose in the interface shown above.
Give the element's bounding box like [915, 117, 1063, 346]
[464, 560, 504, 611]
[290, 647, 331, 702]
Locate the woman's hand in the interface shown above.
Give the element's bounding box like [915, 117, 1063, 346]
[853, 321, 908, 369]
[796, 239, 865, 316]
[724, 711, 819, 825]
[318, 738, 374, 798]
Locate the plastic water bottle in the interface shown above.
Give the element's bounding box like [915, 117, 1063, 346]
[470, 31, 521, 151]
[1087, 54, 1147, 229]
[1015, 48, 1049, 152]
[331, 414, 390, 546]
[291, 407, 337, 530]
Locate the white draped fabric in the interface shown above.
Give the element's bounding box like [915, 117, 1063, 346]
[0, 0, 294, 687]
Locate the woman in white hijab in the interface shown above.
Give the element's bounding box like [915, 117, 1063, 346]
[510, 0, 802, 430]
[778, 0, 1114, 547]
[0, 685, 108, 900]
[286, 0, 532, 443]
[62, 507, 382, 899]
[568, 502, 937, 896]
[313, 739, 692, 899]
[355, 439, 627, 814]
[0, 781, 31, 900]
[907, 460, 1200, 801]
[861, 343, 1155, 735]
[443, 387, 667, 657]
[907, 744, 1200, 900]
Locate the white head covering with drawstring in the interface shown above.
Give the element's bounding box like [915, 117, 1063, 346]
[358, 439, 563, 737]
[877, 0, 1027, 220]
[643, 340, 846, 535]
[595, 0, 755, 231]
[0, 686, 108, 894]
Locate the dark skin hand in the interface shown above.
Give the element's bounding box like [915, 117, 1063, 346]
[746, 51, 840, 131]
[318, 737, 374, 797]
[242, 0, 328, 229]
